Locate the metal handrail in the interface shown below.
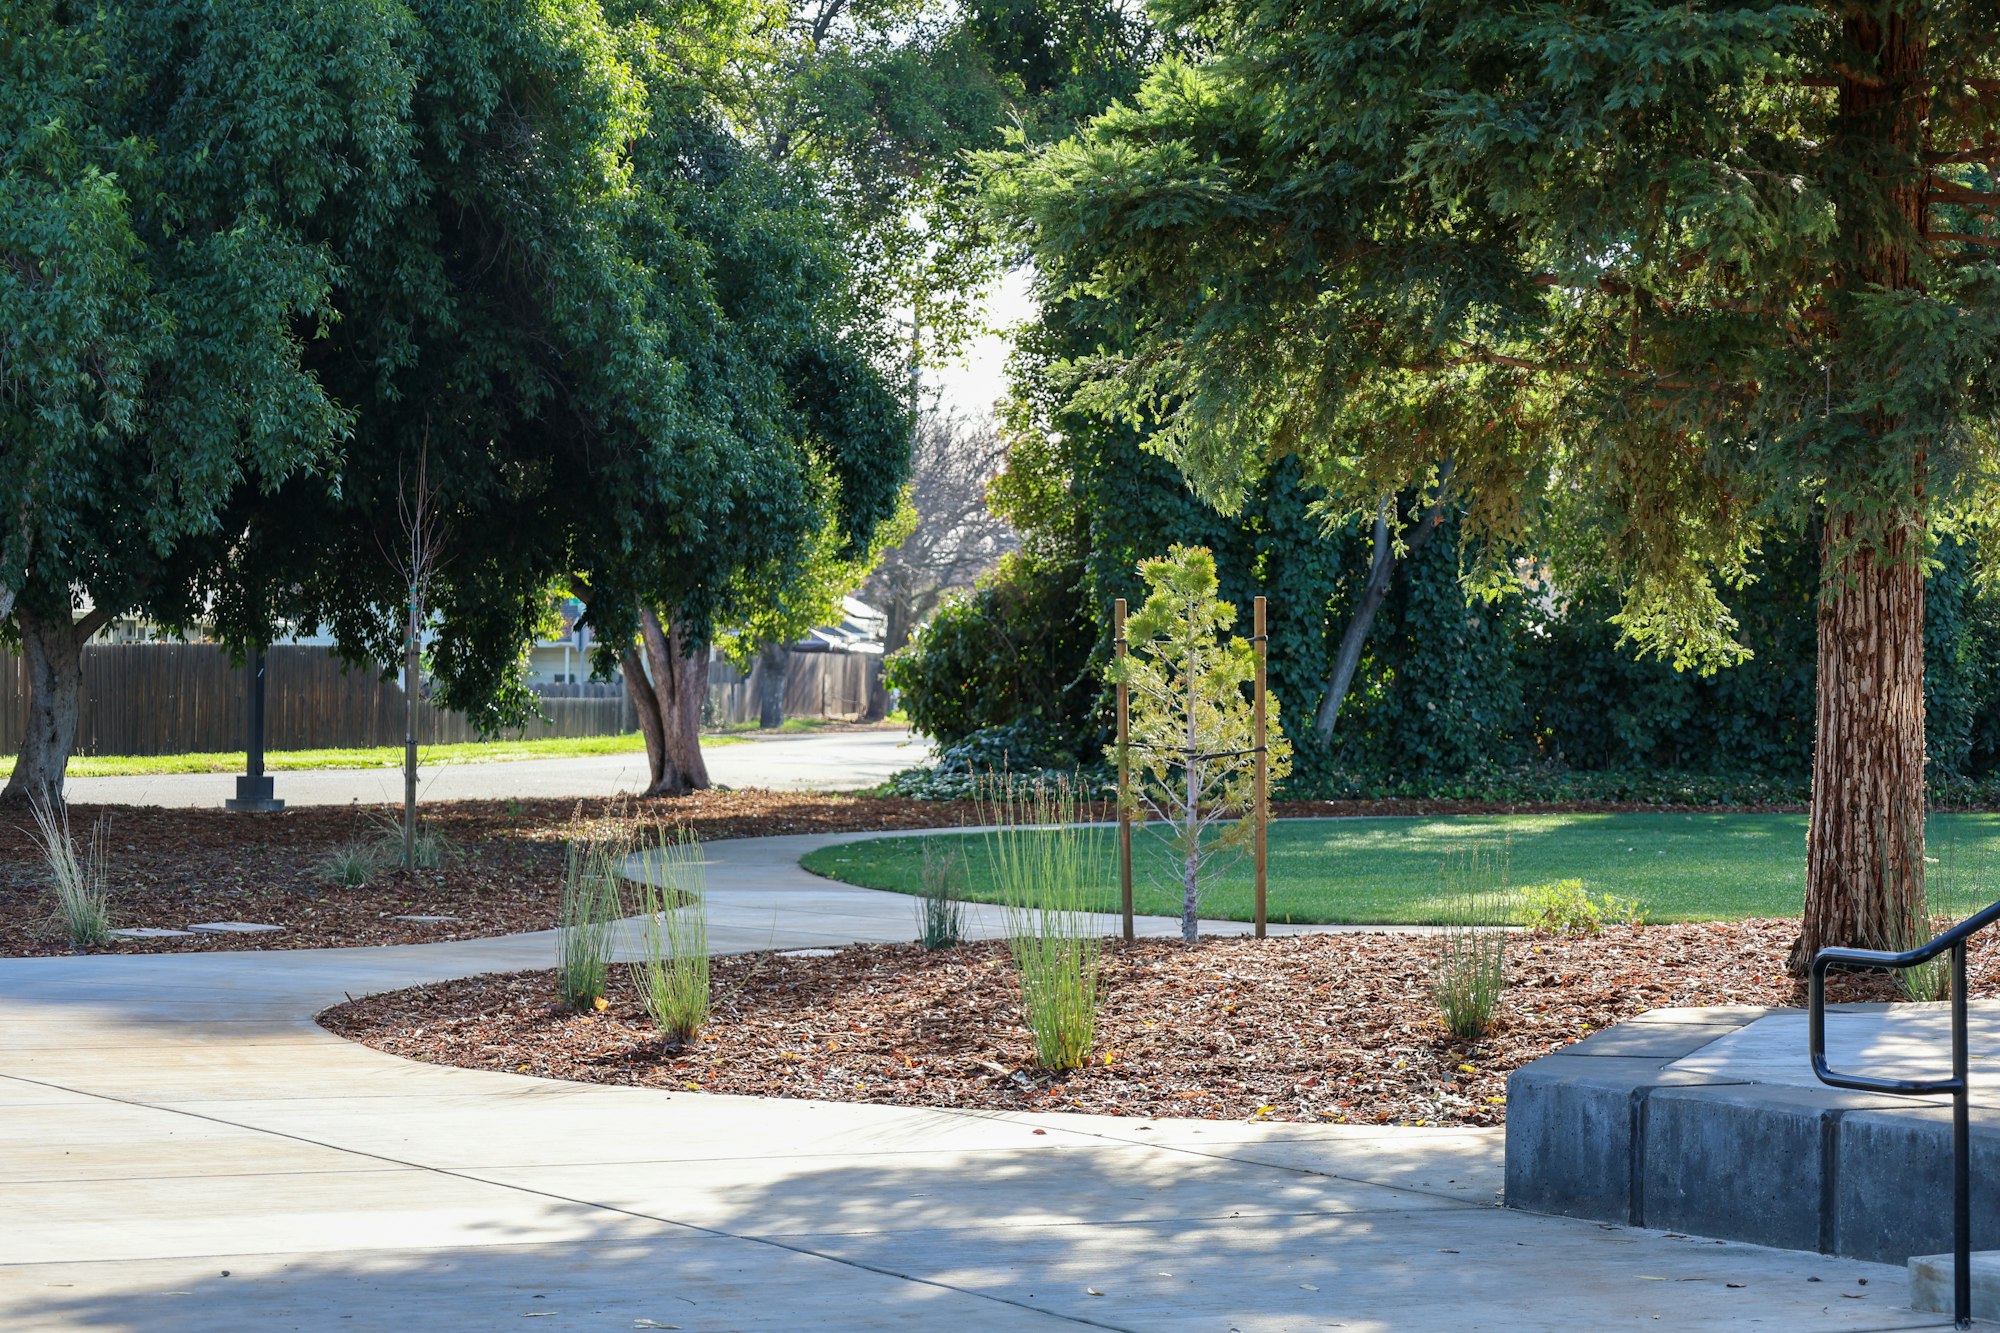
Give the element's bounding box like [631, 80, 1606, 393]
[1809, 898, 2000, 1330]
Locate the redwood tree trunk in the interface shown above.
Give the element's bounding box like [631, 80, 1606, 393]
[1791, 8, 1932, 969]
[2, 606, 97, 807]
[1795, 518, 1928, 966]
[622, 603, 711, 796]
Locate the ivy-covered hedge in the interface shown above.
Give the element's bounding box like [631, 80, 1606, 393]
[886, 305, 2000, 802]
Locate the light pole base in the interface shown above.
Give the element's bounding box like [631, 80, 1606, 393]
[225, 774, 285, 813]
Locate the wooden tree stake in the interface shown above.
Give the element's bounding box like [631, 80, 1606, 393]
[1116, 597, 1134, 942]
[1254, 595, 1268, 939]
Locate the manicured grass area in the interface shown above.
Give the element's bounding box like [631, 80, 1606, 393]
[12, 731, 743, 779]
[800, 813, 2000, 924]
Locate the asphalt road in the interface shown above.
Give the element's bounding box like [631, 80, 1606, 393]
[61, 727, 930, 808]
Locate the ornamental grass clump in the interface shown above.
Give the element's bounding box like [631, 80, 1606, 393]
[320, 843, 381, 889]
[1893, 812, 1989, 1003]
[980, 775, 1108, 1070]
[367, 812, 459, 870]
[28, 796, 111, 947]
[915, 839, 967, 950]
[631, 828, 709, 1043]
[557, 836, 625, 1010]
[1432, 845, 1512, 1042]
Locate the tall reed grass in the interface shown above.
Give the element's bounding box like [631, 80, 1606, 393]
[1432, 843, 1512, 1042]
[558, 835, 625, 1009]
[28, 796, 111, 947]
[915, 839, 967, 950]
[980, 775, 1108, 1070]
[631, 828, 709, 1043]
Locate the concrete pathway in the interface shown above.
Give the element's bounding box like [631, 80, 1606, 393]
[60, 728, 930, 807]
[0, 832, 1948, 1331]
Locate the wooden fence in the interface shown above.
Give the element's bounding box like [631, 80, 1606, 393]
[706, 653, 879, 727]
[0, 645, 631, 757]
[0, 643, 882, 756]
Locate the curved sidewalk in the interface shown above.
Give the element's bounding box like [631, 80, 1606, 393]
[0, 832, 1927, 1331]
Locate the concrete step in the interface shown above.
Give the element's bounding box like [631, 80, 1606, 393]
[1908, 1250, 2000, 1321]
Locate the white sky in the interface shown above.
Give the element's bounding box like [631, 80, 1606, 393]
[922, 267, 1037, 420]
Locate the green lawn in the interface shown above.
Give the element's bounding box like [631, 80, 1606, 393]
[13, 731, 746, 779]
[799, 813, 2000, 924]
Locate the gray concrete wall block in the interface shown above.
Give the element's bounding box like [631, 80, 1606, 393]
[1503, 1057, 1652, 1222]
[1834, 1107, 2000, 1264]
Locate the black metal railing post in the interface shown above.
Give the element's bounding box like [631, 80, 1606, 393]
[1809, 900, 2000, 1331]
[1956, 939, 1971, 1329]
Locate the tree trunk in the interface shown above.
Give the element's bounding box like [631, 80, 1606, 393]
[622, 603, 711, 797]
[861, 596, 908, 722]
[1314, 502, 1398, 744]
[756, 642, 791, 730]
[2, 605, 104, 807]
[1791, 7, 1931, 970]
[1794, 518, 1930, 967]
[861, 657, 890, 723]
[1314, 472, 1450, 744]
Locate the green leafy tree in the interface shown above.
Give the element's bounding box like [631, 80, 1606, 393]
[0, 0, 417, 804]
[202, 0, 913, 799]
[1110, 544, 1291, 942]
[988, 0, 2000, 963]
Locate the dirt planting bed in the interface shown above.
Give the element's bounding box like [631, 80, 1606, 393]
[321, 920, 1981, 1127]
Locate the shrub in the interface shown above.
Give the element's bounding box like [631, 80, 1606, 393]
[631, 829, 709, 1043]
[982, 776, 1107, 1070]
[885, 550, 1099, 750]
[915, 840, 967, 950]
[28, 797, 110, 947]
[883, 719, 1109, 800]
[372, 816, 458, 870]
[1431, 847, 1512, 1042]
[1518, 879, 1645, 935]
[558, 838, 625, 1009]
[320, 843, 381, 889]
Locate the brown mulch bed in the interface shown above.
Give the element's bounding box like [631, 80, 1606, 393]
[320, 921, 1992, 1127]
[0, 791, 985, 957]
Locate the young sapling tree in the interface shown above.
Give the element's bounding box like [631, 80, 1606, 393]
[1110, 546, 1291, 942]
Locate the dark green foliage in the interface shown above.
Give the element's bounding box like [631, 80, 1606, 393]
[885, 551, 1098, 751]
[883, 719, 1109, 800]
[200, 0, 913, 729]
[1, 0, 418, 625]
[1332, 522, 1528, 781]
[1523, 543, 1820, 776]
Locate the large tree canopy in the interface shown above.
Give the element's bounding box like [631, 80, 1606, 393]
[194, 0, 913, 794]
[0, 0, 420, 803]
[987, 0, 2000, 960]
